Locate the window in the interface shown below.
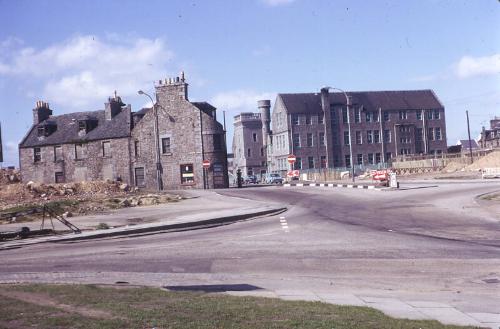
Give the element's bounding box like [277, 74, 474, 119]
[399, 111, 408, 120]
[368, 153, 374, 164]
[319, 132, 325, 146]
[373, 112, 379, 122]
[384, 129, 391, 142]
[330, 108, 338, 124]
[416, 128, 423, 141]
[161, 137, 171, 154]
[367, 130, 373, 144]
[357, 154, 363, 165]
[292, 114, 299, 125]
[213, 134, 222, 150]
[426, 110, 433, 120]
[365, 112, 373, 123]
[75, 144, 86, 160]
[102, 141, 111, 157]
[320, 156, 327, 168]
[342, 108, 348, 123]
[294, 157, 302, 170]
[247, 148, 251, 157]
[375, 153, 381, 164]
[306, 133, 313, 147]
[308, 156, 314, 169]
[252, 133, 257, 142]
[53, 145, 63, 162]
[435, 127, 442, 140]
[345, 154, 351, 167]
[180, 164, 194, 184]
[416, 110, 422, 121]
[55, 172, 65, 183]
[343, 131, 350, 145]
[355, 109, 361, 123]
[134, 167, 145, 187]
[248, 167, 253, 175]
[293, 134, 300, 148]
[134, 141, 140, 157]
[78, 121, 87, 132]
[34, 147, 41, 163]
[383, 111, 390, 121]
[400, 148, 410, 155]
[318, 114, 324, 124]
[37, 126, 45, 137]
[305, 115, 311, 125]
[433, 109, 440, 119]
[399, 125, 410, 133]
[374, 130, 380, 143]
[428, 128, 435, 141]
[260, 147, 264, 157]
[355, 131, 362, 144]
[400, 137, 411, 144]
[386, 152, 392, 160]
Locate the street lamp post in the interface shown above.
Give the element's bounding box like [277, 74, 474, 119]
[324, 87, 355, 182]
[138, 90, 163, 191]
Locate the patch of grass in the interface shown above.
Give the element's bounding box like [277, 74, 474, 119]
[0, 284, 481, 329]
[95, 223, 110, 230]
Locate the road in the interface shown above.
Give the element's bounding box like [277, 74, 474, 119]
[1, 180, 499, 322]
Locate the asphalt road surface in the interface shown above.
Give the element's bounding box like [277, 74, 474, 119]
[1, 180, 499, 315]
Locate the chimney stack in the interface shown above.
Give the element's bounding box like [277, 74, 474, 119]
[105, 91, 125, 120]
[155, 71, 189, 101]
[32, 100, 52, 124]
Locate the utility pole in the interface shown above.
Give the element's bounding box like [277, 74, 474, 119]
[466, 110, 473, 164]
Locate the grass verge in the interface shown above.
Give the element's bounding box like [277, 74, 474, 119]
[0, 284, 483, 329]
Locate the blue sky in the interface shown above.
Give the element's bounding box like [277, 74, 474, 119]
[0, 0, 499, 166]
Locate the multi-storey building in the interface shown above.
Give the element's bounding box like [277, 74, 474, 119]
[19, 74, 229, 189]
[268, 89, 447, 172]
[231, 100, 271, 177]
[234, 88, 447, 175]
[479, 117, 500, 149]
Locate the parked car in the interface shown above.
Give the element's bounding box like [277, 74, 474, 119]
[265, 173, 283, 184]
[244, 175, 258, 184]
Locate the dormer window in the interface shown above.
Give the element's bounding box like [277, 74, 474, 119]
[78, 121, 87, 132]
[37, 122, 56, 137]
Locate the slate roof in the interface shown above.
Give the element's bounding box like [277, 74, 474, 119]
[191, 102, 217, 115]
[458, 139, 479, 149]
[20, 109, 131, 148]
[279, 89, 444, 114]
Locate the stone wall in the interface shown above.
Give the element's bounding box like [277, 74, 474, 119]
[20, 137, 132, 184]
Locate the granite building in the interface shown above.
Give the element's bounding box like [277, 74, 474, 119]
[231, 100, 271, 177]
[479, 117, 500, 149]
[19, 74, 229, 189]
[234, 88, 447, 175]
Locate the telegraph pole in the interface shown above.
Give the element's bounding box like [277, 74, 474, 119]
[466, 110, 473, 164]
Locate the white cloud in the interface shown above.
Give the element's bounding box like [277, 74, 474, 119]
[211, 89, 275, 118]
[455, 53, 500, 79]
[0, 35, 175, 109]
[260, 0, 295, 6]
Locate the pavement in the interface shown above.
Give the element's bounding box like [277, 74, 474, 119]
[0, 189, 286, 249]
[1, 184, 500, 328]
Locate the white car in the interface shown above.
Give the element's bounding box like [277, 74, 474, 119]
[265, 173, 283, 184]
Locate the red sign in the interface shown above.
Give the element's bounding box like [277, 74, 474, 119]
[371, 169, 390, 181]
[287, 154, 296, 164]
[287, 170, 300, 177]
[202, 160, 210, 169]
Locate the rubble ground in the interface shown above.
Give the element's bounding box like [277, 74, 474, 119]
[0, 169, 182, 225]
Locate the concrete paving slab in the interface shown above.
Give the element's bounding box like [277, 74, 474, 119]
[322, 298, 368, 307]
[279, 295, 322, 302]
[418, 307, 483, 326]
[480, 323, 500, 329]
[225, 291, 278, 298]
[274, 289, 318, 297]
[467, 312, 500, 323]
[360, 297, 431, 320]
[406, 301, 453, 308]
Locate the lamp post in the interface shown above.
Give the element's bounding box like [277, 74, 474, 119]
[324, 87, 355, 182]
[138, 90, 163, 191]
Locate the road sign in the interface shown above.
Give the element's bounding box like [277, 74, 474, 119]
[202, 160, 210, 169]
[287, 170, 300, 177]
[287, 154, 296, 164]
[371, 169, 390, 181]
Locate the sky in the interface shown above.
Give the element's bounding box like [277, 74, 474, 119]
[0, 0, 499, 166]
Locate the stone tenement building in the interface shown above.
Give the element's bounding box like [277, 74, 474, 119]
[234, 88, 447, 175]
[231, 100, 271, 177]
[479, 117, 500, 149]
[19, 74, 229, 189]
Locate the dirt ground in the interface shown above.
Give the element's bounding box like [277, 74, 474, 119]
[0, 169, 182, 224]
